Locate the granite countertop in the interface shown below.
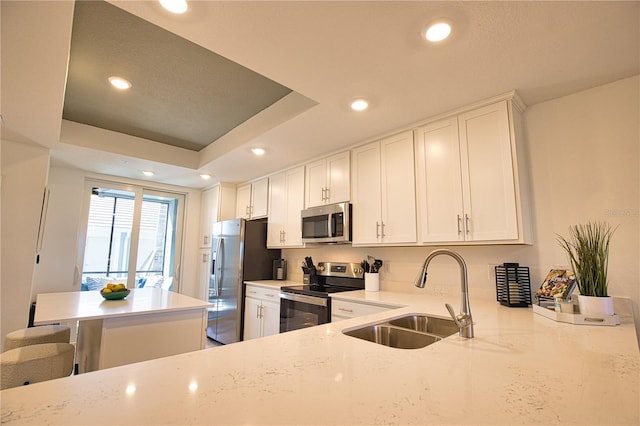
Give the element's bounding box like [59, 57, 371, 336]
[2, 286, 638, 425]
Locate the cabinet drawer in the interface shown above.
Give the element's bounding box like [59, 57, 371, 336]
[245, 285, 280, 302]
[331, 299, 392, 319]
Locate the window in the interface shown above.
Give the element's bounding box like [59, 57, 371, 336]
[78, 181, 185, 292]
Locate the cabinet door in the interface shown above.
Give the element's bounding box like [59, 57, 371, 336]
[415, 117, 465, 242]
[236, 184, 251, 219]
[261, 299, 280, 337]
[197, 249, 210, 302]
[305, 159, 327, 208]
[199, 186, 218, 248]
[243, 297, 262, 341]
[251, 178, 269, 218]
[351, 142, 382, 244]
[379, 131, 417, 244]
[267, 172, 286, 248]
[283, 166, 305, 247]
[326, 151, 350, 204]
[331, 299, 393, 321]
[458, 101, 518, 241]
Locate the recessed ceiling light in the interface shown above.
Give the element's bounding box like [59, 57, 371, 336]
[200, 173, 211, 180]
[108, 76, 132, 90]
[351, 99, 369, 111]
[159, 0, 188, 14]
[251, 147, 266, 156]
[425, 22, 452, 42]
[142, 170, 155, 177]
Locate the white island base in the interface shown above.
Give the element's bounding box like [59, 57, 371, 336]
[34, 288, 211, 373]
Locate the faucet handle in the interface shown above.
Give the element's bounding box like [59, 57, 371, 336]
[445, 303, 462, 328]
[445, 303, 471, 329]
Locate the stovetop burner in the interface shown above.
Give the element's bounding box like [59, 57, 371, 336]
[281, 284, 358, 297]
[281, 261, 365, 298]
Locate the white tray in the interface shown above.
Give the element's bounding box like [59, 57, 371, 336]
[533, 304, 620, 326]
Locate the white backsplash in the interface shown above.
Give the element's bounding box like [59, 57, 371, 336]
[282, 244, 555, 303]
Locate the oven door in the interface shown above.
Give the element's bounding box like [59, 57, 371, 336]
[280, 292, 330, 333]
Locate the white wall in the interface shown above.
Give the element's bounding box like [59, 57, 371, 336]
[30, 166, 203, 299]
[1, 140, 50, 348]
[283, 75, 640, 333]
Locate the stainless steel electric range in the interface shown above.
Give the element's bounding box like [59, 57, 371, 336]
[279, 262, 364, 333]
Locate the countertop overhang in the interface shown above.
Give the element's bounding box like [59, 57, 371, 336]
[2, 286, 638, 425]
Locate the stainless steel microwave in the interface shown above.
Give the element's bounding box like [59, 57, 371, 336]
[301, 202, 351, 244]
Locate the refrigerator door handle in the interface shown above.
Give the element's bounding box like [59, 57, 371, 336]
[217, 238, 224, 297]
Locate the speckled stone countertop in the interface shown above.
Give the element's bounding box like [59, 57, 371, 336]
[2, 285, 638, 425]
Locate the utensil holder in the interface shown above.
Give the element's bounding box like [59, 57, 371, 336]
[495, 263, 531, 307]
[365, 273, 379, 292]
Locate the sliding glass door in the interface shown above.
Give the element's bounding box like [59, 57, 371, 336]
[78, 180, 185, 292]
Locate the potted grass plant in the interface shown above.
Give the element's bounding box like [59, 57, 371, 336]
[557, 222, 616, 316]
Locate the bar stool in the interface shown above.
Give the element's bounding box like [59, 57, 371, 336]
[0, 343, 75, 389]
[4, 325, 71, 351]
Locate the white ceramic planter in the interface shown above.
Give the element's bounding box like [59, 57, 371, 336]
[577, 294, 614, 317]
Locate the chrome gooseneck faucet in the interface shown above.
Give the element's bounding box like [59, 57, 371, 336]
[414, 249, 474, 338]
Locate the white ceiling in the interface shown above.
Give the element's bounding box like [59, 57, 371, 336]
[2, 1, 639, 189]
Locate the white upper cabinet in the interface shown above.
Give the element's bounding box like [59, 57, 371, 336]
[415, 117, 465, 242]
[267, 166, 305, 248]
[351, 131, 417, 245]
[235, 177, 269, 220]
[305, 151, 350, 208]
[415, 98, 531, 244]
[199, 183, 237, 248]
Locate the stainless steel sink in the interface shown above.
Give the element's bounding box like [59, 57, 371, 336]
[342, 314, 457, 349]
[387, 314, 459, 337]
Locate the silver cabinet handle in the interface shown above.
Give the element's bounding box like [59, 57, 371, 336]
[457, 215, 462, 235]
[465, 214, 470, 235]
[376, 221, 380, 238]
[338, 307, 354, 313]
[381, 221, 386, 238]
[325, 187, 330, 202]
[203, 234, 209, 246]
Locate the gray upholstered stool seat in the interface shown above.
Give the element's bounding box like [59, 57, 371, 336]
[4, 325, 70, 351]
[1, 343, 75, 390]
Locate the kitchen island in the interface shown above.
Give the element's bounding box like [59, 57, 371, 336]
[33, 288, 211, 373]
[2, 287, 638, 425]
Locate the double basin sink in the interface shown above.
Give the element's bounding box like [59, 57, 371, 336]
[343, 314, 458, 349]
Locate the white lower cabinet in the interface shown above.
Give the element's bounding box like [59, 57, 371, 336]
[331, 299, 395, 322]
[243, 284, 281, 340]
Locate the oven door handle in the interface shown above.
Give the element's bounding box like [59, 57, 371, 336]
[280, 292, 328, 307]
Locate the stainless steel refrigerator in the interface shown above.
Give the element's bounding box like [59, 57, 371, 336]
[206, 218, 281, 344]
